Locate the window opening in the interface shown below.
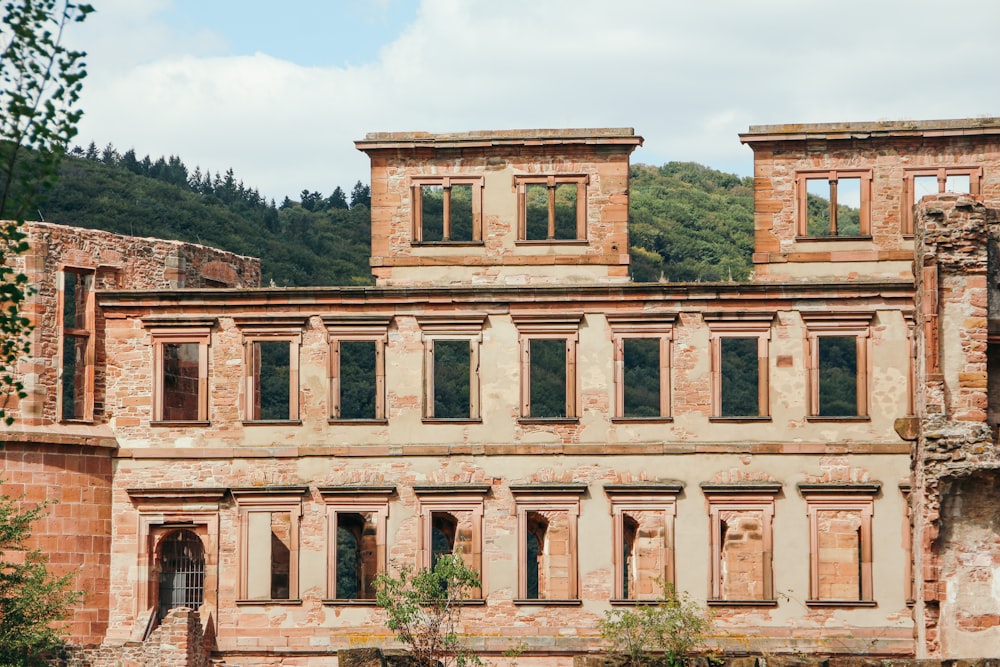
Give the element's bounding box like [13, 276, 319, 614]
[252, 341, 291, 420]
[157, 530, 205, 621]
[703, 484, 779, 605]
[903, 167, 981, 234]
[432, 340, 471, 419]
[60, 269, 94, 421]
[797, 171, 869, 237]
[529, 338, 567, 418]
[431, 512, 458, 564]
[525, 513, 547, 600]
[517, 175, 587, 241]
[622, 514, 638, 599]
[339, 340, 377, 420]
[162, 342, 201, 421]
[622, 338, 661, 417]
[818, 336, 858, 417]
[720, 337, 759, 417]
[411, 177, 481, 243]
[335, 512, 378, 600]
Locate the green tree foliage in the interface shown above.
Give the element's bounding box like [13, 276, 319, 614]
[628, 163, 753, 282]
[0, 0, 92, 425]
[599, 583, 713, 667]
[33, 153, 374, 287]
[374, 554, 483, 667]
[0, 491, 83, 666]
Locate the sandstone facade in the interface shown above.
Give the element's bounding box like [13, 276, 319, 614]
[3, 120, 1000, 664]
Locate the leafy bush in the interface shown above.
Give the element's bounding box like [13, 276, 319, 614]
[374, 554, 482, 667]
[599, 583, 713, 667]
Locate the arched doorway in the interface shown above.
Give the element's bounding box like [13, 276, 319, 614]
[157, 529, 205, 621]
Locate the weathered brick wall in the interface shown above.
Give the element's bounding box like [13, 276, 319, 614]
[0, 443, 113, 647]
[912, 194, 1000, 657]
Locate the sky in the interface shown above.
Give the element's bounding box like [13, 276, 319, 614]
[66, 0, 1000, 201]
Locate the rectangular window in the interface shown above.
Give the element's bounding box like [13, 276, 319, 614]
[513, 315, 581, 421]
[706, 313, 773, 420]
[417, 315, 486, 421]
[605, 484, 680, 602]
[796, 170, 871, 238]
[799, 483, 879, 605]
[609, 315, 675, 420]
[511, 484, 585, 604]
[235, 318, 306, 423]
[324, 317, 391, 422]
[320, 486, 394, 603]
[232, 488, 307, 602]
[702, 483, 780, 605]
[414, 485, 489, 599]
[411, 176, 483, 243]
[145, 318, 214, 424]
[802, 312, 873, 420]
[902, 166, 982, 234]
[59, 268, 95, 421]
[516, 175, 588, 241]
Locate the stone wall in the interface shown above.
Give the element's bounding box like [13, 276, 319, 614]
[912, 194, 1000, 657]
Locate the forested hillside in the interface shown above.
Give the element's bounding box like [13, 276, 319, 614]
[30, 146, 755, 286]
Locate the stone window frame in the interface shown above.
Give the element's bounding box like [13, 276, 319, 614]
[234, 316, 307, 424]
[701, 483, 781, 607]
[901, 166, 982, 236]
[607, 314, 676, 422]
[413, 484, 490, 602]
[510, 483, 586, 605]
[58, 266, 96, 422]
[126, 488, 225, 631]
[801, 311, 874, 421]
[416, 314, 487, 422]
[514, 174, 589, 243]
[798, 482, 880, 607]
[795, 169, 872, 238]
[604, 483, 682, 604]
[143, 317, 216, 425]
[319, 485, 395, 605]
[704, 313, 774, 421]
[410, 175, 484, 244]
[323, 316, 392, 423]
[231, 486, 308, 605]
[512, 313, 582, 423]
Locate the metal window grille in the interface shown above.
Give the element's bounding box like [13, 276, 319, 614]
[158, 530, 205, 621]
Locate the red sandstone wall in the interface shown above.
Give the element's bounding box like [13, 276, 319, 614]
[0, 443, 113, 647]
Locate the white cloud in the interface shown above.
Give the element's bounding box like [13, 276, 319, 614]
[72, 0, 1000, 200]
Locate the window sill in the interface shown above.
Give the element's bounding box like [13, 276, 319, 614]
[610, 598, 676, 606]
[328, 419, 389, 425]
[611, 417, 673, 424]
[517, 418, 579, 425]
[706, 599, 778, 607]
[60, 418, 95, 425]
[242, 419, 302, 426]
[708, 416, 772, 423]
[422, 418, 483, 424]
[794, 235, 873, 242]
[805, 599, 876, 608]
[805, 415, 870, 423]
[150, 420, 210, 427]
[411, 241, 485, 247]
[513, 598, 581, 606]
[235, 598, 302, 606]
[515, 239, 588, 246]
[322, 598, 379, 606]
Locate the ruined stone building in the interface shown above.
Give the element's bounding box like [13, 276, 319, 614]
[2, 118, 1000, 665]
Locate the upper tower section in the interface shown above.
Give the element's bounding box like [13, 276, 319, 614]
[740, 117, 1000, 282]
[356, 128, 643, 287]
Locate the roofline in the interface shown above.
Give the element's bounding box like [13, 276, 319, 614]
[355, 128, 643, 153]
[740, 117, 1000, 145]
